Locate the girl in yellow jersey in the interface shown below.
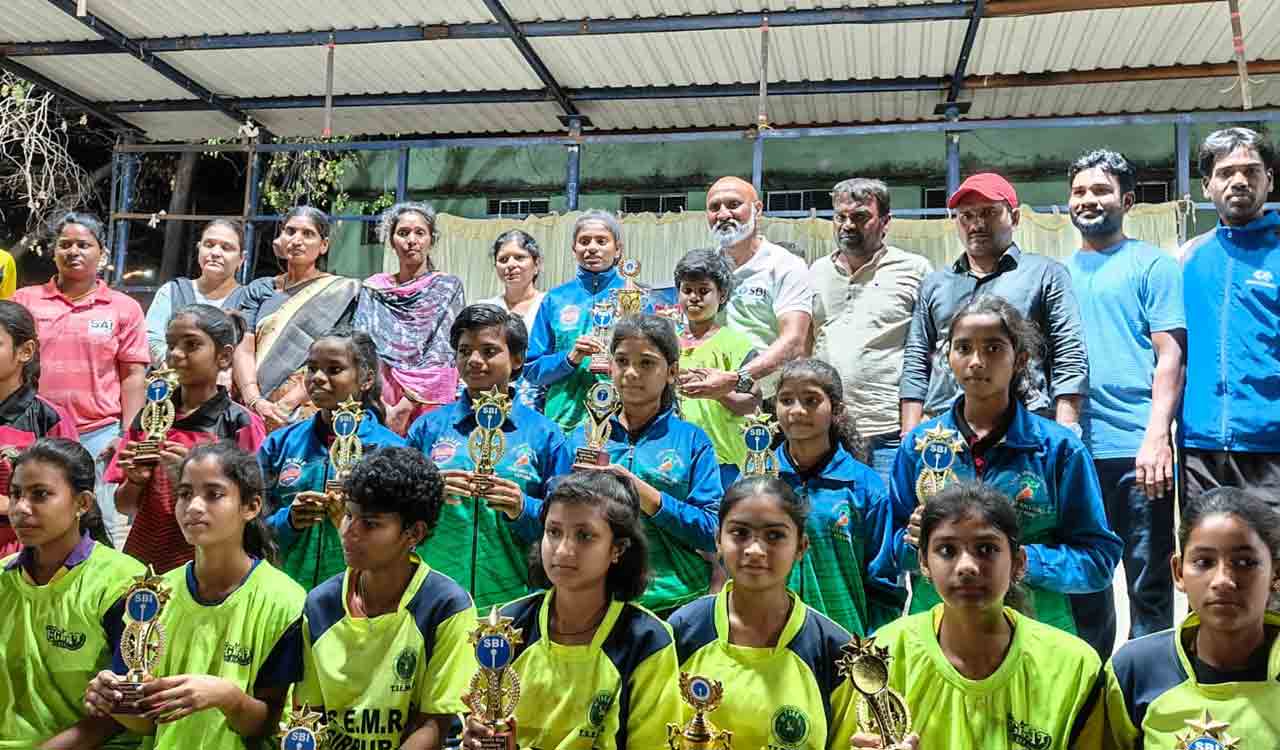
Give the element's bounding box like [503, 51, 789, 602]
[1103, 487, 1280, 747]
[669, 476, 866, 750]
[861, 481, 1102, 749]
[1, 439, 143, 749]
[84, 442, 305, 750]
[463, 470, 682, 750]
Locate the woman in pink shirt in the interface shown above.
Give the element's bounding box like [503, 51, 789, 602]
[12, 212, 149, 547]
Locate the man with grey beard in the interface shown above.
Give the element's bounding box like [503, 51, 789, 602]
[810, 179, 932, 482]
[680, 176, 813, 404]
[1066, 149, 1186, 653]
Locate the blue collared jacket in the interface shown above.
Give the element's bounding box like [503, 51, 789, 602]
[568, 407, 722, 613]
[259, 410, 406, 589]
[777, 443, 904, 636]
[524, 265, 654, 431]
[888, 398, 1121, 635]
[1179, 210, 1280, 452]
[406, 387, 574, 610]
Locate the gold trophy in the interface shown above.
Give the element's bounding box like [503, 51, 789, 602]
[278, 704, 329, 750]
[837, 635, 911, 746]
[614, 258, 646, 317]
[131, 368, 180, 463]
[666, 673, 732, 750]
[575, 381, 620, 466]
[114, 567, 172, 714]
[1175, 710, 1239, 749]
[913, 424, 966, 501]
[463, 606, 523, 750]
[587, 298, 618, 375]
[468, 387, 512, 494]
[326, 397, 364, 495]
[741, 413, 780, 478]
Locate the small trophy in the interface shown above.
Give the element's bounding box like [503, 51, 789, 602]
[463, 606, 524, 750]
[614, 258, 647, 318]
[326, 397, 364, 495]
[278, 704, 328, 750]
[666, 673, 732, 750]
[114, 567, 172, 714]
[468, 387, 512, 494]
[131, 368, 180, 463]
[913, 424, 966, 502]
[655, 304, 688, 339]
[1175, 710, 1239, 749]
[587, 298, 618, 375]
[741, 413, 780, 477]
[837, 635, 911, 746]
[575, 381, 620, 466]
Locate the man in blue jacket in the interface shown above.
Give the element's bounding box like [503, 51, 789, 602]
[1180, 128, 1280, 514]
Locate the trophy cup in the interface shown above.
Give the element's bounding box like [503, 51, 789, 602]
[326, 397, 364, 495]
[741, 413, 780, 478]
[130, 368, 181, 463]
[278, 704, 328, 750]
[913, 424, 966, 502]
[836, 635, 911, 746]
[575, 381, 620, 466]
[468, 387, 512, 494]
[666, 673, 732, 750]
[463, 606, 524, 750]
[614, 258, 647, 317]
[587, 298, 618, 375]
[1174, 710, 1239, 749]
[115, 567, 172, 714]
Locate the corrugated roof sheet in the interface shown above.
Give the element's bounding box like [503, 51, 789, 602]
[0, 0, 106, 43]
[115, 110, 242, 141]
[500, 0, 938, 22]
[579, 90, 942, 129]
[967, 75, 1280, 119]
[245, 101, 566, 138]
[13, 54, 197, 102]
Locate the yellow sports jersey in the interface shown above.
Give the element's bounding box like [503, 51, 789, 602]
[137, 560, 306, 750]
[296, 559, 474, 749]
[0, 543, 143, 749]
[871, 605, 1104, 749]
[500, 590, 682, 750]
[668, 583, 861, 750]
[1103, 611, 1280, 748]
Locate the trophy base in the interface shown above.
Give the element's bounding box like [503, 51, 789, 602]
[477, 729, 516, 750]
[575, 447, 610, 466]
[324, 479, 346, 494]
[588, 353, 612, 374]
[129, 440, 163, 464]
[112, 680, 150, 715]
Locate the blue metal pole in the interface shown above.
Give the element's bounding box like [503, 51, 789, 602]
[240, 151, 263, 283]
[752, 136, 765, 195]
[1175, 122, 1192, 200]
[396, 147, 411, 202]
[946, 133, 962, 196]
[106, 152, 120, 253]
[112, 154, 138, 287]
[565, 144, 581, 211]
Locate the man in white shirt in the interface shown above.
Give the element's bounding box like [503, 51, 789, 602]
[680, 176, 813, 404]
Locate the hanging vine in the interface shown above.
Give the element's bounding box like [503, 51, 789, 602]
[259, 136, 359, 214]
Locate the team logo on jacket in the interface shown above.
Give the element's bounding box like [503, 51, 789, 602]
[832, 502, 857, 539]
[430, 438, 460, 466]
[506, 444, 538, 482]
[45, 625, 87, 651]
[1248, 268, 1277, 289]
[1006, 714, 1052, 750]
[395, 648, 418, 682]
[1011, 473, 1051, 519]
[771, 705, 809, 747]
[223, 642, 253, 666]
[654, 448, 684, 479]
[587, 691, 613, 727]
[278, 459, 304, 487]
[560, 304, 582, 327]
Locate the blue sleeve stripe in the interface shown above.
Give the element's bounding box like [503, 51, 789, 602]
[1109, 630, 1185, 734]
[668, 596, 718, 664]
[302, 572, 347, 644]
[500, 592, 545, 658]
[785, 609, 851, 732]
[408, 571, 475, 670]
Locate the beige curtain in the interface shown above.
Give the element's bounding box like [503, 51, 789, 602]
[368, 202, 1182, 298]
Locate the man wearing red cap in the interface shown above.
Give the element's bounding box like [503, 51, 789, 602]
[899, 172, 1088, 433]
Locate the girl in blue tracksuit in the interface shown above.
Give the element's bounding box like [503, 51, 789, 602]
[890, 295, 1122, 641]
[259, 328, 406, 590]
[568, 314, 722, 616]
[523, 210, 653, 432]
[773, 357, 902, 636]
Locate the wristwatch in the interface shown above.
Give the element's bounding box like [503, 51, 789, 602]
[733, 369, 755, 394]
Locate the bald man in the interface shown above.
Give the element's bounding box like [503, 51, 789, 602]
[681, 176, 813, 403]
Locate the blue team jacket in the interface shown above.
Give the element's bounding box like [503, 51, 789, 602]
[568, 407, 722, 612]
[259, 410, 406, 588]
[889, 399, 1121, 633]
[406, 387, 574, 542]
[777, 444, 904, 635]
[524, 265, 654, 431]
[1180, 210, 1280, 452]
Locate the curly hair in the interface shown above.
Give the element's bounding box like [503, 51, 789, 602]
[674, 248, 735, 299]
[529, 471, 651, 601]
[776, 358, 868, 463]
[343, 447, 445, 537]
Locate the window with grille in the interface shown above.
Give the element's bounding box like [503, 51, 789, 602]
[923, 187, 949, 210]
[621, 194, 687, 214]
[765, 189, 833, 213]
[1135, 181, 1171, 205]
[487, 198, 551, 217]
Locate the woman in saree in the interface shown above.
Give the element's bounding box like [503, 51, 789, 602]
[233, 206, 361, 432]
[353, 201, 465, 434]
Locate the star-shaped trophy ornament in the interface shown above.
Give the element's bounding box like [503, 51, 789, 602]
[1175, 709, 1239, 749]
